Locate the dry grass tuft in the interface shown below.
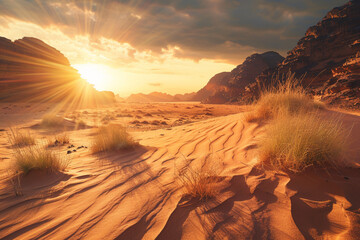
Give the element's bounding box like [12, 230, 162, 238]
[8, 128, 35, 147]
[259, 113, 347, 172]
[177, 155, 220, 201]
[92, 125, 135, 153]
[13, 145, 68, 174]
[47, 133, 70, 147]
[41, 114, 64, 128]
[76, 119, 86, 128]
[245, 74, 324, 122]
[178, 167, 219, 200]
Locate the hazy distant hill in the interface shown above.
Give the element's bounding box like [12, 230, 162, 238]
[126, 91, 196, 102]
[0, 36, 114, 105]
[194, 51, 284, 103]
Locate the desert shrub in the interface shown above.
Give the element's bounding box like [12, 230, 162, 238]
[41, 114, 64, 128]
[178, 166, 219, 200]
[76, 119, 86, 128]
[259, 113, 347, 172]
[47, 133, 70, 147]
[245, 74, 324, 122]
[92, 125, 135, 153]
[13, 146, 68, 174]
[177, 155, 220, 200]
[8, 128, 35, 147]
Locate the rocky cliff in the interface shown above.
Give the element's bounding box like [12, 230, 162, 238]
[0, 36, 114, 105]
[194, 51, 284, 103]
[256, 0, 360, 108]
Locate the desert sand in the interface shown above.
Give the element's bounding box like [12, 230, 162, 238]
[0, 102, 359, 240]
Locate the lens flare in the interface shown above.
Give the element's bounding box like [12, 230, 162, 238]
[73, 64, 112, 91]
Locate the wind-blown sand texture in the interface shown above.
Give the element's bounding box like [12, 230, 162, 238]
[0, 103, 359, 239]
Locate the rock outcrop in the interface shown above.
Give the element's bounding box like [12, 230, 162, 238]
[256, 0, 360, 108]
[0, 36, 114, 105]
[194, 51, 284, 103]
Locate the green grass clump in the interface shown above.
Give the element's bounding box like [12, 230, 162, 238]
[92, 125, 135, 153]
[14, 146, 67, 174]
[259, 113, 347, 172]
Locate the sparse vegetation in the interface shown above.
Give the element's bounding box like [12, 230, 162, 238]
[247, 73, 346, 172]
[259, 113, 347, 172]
[178, 166, 219, 200]
[41, 114, 64, 128]
[76, 119, 86, 128]
[92, 125, 135, 153]
[8, 128, 35, 147]
[47, 133, 70, 147]
[13, 145, 68, 174]
[245, 74, 324, 122]
[177, 155, 220, 200]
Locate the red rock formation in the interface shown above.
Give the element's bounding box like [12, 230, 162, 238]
[193, 72, 231, 101]
[256, 0, 360, 108]
[195, 51, 284, 103]
[0, 36, 114, 105]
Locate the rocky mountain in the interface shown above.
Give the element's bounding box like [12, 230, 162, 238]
[0, 36, 114, 105]
[255, 0, 360, 108]
[194, 51, 284, 103]
[193, 72, 231, 101]
[126, 92, 196, 102]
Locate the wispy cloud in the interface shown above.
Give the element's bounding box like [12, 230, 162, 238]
[148, 82, 162, 87]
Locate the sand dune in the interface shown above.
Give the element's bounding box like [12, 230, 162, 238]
[0, 108, 359, 239]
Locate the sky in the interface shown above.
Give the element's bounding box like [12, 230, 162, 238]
[0, 0, 348, 97]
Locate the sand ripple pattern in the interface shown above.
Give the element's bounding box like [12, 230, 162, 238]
[0, 113, 359, 239]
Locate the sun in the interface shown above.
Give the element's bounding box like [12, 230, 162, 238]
[73, 64, 112, 91]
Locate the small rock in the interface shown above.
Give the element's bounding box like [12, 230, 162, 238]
[73, 149, 77, 152]
[67, 150, 72, 154]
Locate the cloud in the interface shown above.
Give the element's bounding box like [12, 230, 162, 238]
[0, 0, 348, 64]
[148, 82, 162, 87]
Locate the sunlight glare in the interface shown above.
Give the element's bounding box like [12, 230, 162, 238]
[73, 64, 113, 91]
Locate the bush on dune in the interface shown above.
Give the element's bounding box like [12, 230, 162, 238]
[76, 119, 86, 128]
[246, 73, 347, 172]
[41, 114, 64, 128]
[47, 133, 70, 147]
[259, 113, 347, 172]
[176, 154, 220, 201]
[245, 74, 324, 122]
[92, 125, 135, 153]
[13, 146, 68, 174]
[8, 128, 35, 147]
[178, 167, 218, 200]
